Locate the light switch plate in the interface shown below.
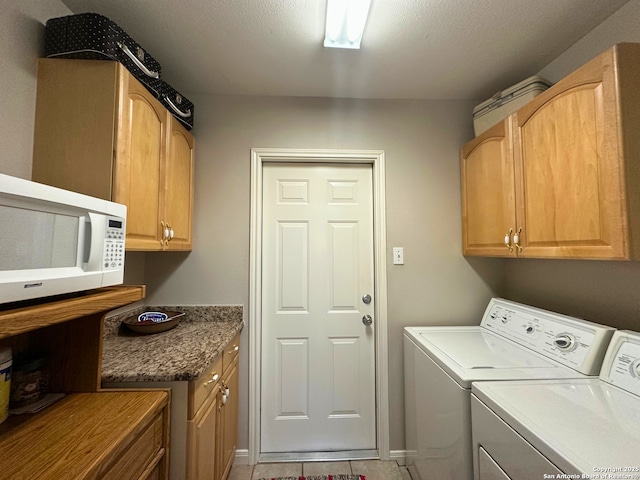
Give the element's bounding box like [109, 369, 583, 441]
[393, 247, 404, 265]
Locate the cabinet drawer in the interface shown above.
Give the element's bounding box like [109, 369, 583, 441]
[103, 410, 165, 480]
[189, 354, 223, 418]
[222, 333, 241, 373]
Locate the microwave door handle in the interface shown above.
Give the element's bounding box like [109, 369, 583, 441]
[85, 212, 106, 272]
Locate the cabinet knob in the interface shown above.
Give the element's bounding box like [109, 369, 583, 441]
[228, 345, 239, 354]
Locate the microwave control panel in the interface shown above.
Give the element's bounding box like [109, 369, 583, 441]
[103, 217, 125, 269]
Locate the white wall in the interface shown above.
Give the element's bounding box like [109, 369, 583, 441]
[505, 0, 640, 332]
[538, 0, 640, 82]
[0, 0, 71, 179]
[144, 94, 505, 451]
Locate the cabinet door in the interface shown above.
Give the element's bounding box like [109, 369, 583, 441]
[163, 116, 195, 251]
[188, 391, 219, 480]
[461, 118, 517, 257]
[513, 47, 626, 259]
[32, 59, 119, 201]
[115, 70, 167, 251]
[217, 359, 239, 480]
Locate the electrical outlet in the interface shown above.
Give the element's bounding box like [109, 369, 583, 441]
[393, 247, 404, 265]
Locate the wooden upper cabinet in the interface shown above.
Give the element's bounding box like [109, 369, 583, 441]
[32, 58, 194, 252]
[461, 118, 517, 257]
[162, 116, 195, 250]
[116, 73, 167, 250]
[461, 43, 640, 260]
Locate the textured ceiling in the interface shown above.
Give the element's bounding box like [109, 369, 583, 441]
[60, 0, 630, 100]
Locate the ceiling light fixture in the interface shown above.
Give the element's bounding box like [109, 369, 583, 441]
[324, 0, 372, 49]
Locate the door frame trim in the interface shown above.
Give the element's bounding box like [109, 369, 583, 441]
[249, 148, 389, 464]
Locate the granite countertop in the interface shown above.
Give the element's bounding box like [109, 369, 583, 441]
[102, 305, 244, 383]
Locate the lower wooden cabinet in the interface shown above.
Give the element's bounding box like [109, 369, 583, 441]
[188, 388, 220, 479]
[218, 358, 240, 480]
[107, 333, 241, 480]
[187, 334, 241, 480]
[0, 287, 171, 480]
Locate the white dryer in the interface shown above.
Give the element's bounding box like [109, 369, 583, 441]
[471, 330, 640, 479]
[404, 298, 615, 480]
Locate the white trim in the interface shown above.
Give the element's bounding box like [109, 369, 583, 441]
[233, 449, 250, 466]
[249, 148, 389, 465]
[390, 450, 408, 466]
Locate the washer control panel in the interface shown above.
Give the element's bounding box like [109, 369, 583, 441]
[604, 331, 640, 397]
[481, 298, 615, 375]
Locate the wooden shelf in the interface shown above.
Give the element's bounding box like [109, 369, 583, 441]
[0, 390, 169, 480]
[0, 285, 145, 339]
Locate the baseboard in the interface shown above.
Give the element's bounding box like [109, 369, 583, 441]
[234, 449, 250, 466]
[234, 449, 405, 466]
[390, 450, 407, 466]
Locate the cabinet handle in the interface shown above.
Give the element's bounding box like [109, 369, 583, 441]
[116, 41, 160, 79]
[228, 345, 239, 354]
[164, 95, 192, 118]
[513, 227, 523, 252]
[160, 221, 167, 246]
[504, 228, 513, 252]
[165, 224, 172, 246]
[204, 372, 220, 386]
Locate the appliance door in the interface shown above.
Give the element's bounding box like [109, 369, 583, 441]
[478, 447, 511, 480]
[0, 204, 82, 272]
[471, 395, 562, 480]
[0, 205, 106, 303]
[404, 334, 472, 480]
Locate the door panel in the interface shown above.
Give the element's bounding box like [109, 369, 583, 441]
[513, 48, 627, 259]
[520, 87, 602, 246]
[276, 338, 309, 418]
[117, 79, 166, 250]
[164, 117, 195, 250]
[277, 222, 309, 311]
[461, 119, 517, 257]
[261, 163, 376, 453]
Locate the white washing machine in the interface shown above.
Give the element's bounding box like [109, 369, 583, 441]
[471, 330, 640, 479]
[403, 298, 615, 480]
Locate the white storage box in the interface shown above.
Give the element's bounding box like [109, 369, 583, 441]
[473, 75, 552, 135]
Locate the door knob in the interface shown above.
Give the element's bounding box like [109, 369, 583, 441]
[362, 294, 372, 304]
[362, 314, 373, 326]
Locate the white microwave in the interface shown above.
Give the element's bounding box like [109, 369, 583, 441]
[0, 173, 126, 304]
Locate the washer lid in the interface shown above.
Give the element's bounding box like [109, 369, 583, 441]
[419, 330, 552, 368]
[404, 327, 582, 388]
[472, 378, 640, 475]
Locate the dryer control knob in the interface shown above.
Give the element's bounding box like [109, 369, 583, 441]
[631, 359, 640, 378]
[554, 334, 576, 351]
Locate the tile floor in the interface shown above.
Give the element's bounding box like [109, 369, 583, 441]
[228, 460, 412, 480]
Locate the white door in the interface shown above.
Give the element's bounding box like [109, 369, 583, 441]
[261, 163, 376, 453]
